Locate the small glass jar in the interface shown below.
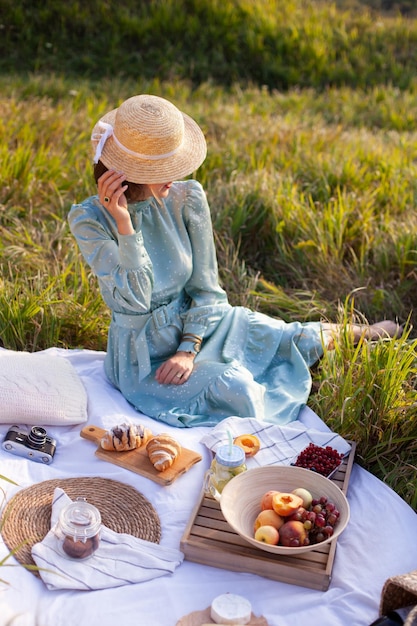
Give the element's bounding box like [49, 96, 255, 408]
[204, 444, 247, 501]
[56, 498, 101, 560]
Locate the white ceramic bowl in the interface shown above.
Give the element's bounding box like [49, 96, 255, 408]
[220, 465, 350, 555]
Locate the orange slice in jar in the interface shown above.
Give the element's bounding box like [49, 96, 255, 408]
[233, 434, 261, 457]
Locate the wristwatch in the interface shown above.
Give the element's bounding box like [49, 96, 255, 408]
[181, 333, 202, 354]
[192, 341, 201, 353]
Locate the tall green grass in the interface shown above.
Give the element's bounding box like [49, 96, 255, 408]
[0, 1, 416, 508]
[2, 0, 417, 90]
[310, 316, 417, 509]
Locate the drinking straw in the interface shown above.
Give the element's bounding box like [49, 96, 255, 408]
[227, 430, 233, 457]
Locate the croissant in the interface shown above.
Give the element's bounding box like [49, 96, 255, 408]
[146, 433, 181, 472]
[100, 422, 153, 452]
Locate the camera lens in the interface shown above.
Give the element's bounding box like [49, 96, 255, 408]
[27, 426, 47, 449]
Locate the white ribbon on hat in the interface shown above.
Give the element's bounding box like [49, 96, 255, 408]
[92, 122, 113, 164]
[92, 121, 182, 164]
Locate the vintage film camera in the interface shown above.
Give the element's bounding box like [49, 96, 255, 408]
[2, 425, 57, 464]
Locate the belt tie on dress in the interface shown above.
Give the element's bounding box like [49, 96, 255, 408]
[112, 296, 188, 381]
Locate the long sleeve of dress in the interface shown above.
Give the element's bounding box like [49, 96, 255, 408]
[68, 198, 155, 313]
[175, 182, 230, 351]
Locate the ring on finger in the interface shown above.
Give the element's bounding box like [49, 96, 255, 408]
[176, 373, 182, 379]
[104, 196, 110, 203]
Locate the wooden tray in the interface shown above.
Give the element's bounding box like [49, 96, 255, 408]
[80, 425, 202, 486]
[180, 441, 356, 591]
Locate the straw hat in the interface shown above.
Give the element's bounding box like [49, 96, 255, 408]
[380, 570, 417, 623]
[91, 94, 207, 184]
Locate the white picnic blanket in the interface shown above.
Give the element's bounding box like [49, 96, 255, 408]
[0, 347, 416, 626]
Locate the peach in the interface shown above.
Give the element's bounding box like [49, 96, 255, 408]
[278, 520, 307, 547]
[234, 434, 261, 457]
[260, 490, 281, 511]
[254, 509, 284, 532]
[254, 525, 279, 545]
[272, 492, 304, 516]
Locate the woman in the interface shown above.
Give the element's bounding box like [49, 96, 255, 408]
[69, 94, 399, 428]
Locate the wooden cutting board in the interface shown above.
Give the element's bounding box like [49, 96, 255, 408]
[80, 425, 202, 486]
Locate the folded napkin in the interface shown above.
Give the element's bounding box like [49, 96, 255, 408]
[200, 416, 351, 469]
[31, 488, 184, 591]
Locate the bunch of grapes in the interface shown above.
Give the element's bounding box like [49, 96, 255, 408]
[291, 496, 341, 545]
[293, 443, 344, 477]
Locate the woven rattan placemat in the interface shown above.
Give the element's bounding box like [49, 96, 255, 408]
[1, 476, 161, 573]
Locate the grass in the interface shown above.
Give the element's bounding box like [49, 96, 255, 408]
[310, 313, 417, 509]
[2, 0, 417, 90]
[0, 0, 416, 511]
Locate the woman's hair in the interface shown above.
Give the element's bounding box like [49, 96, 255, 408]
[93, 161, 148, 203]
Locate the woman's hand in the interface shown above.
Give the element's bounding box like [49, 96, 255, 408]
[155, 351, 196, 385]
[98, 170, 134, 235]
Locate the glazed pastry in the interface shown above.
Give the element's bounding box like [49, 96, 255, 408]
[146, 433, 181, 472]
[100, 422, 153, 452]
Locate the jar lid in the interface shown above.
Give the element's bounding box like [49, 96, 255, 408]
[215, 444, 245, 467]
[58, 498, 101, 540]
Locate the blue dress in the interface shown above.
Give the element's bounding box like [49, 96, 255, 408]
[68, 180, 325, 427]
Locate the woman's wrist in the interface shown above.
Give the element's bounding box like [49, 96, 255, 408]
[176, 350, 197, 360]
[116, 215, 135, 235]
